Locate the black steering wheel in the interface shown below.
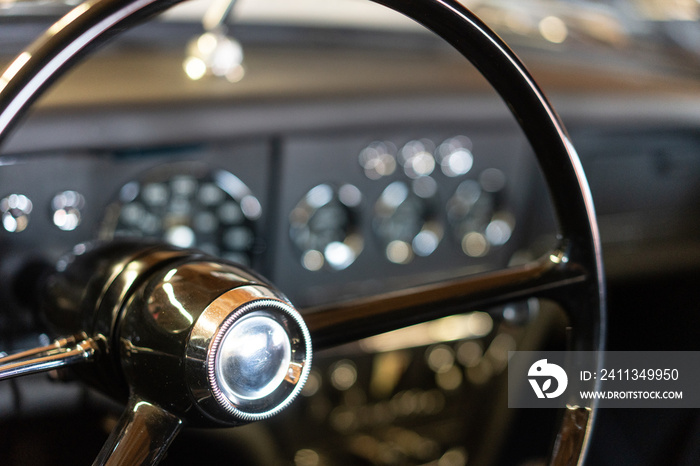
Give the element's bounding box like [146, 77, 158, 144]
[0, 0, 605, 465]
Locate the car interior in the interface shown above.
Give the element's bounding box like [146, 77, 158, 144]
[0, 0, 698, 465]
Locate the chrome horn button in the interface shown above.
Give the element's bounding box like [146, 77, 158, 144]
[188, 289, 312, 424]
[216, 312, 292, 401]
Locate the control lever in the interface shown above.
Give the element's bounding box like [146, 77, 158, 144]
[0, 333, 99, 381]
[0, 240, 313, 466]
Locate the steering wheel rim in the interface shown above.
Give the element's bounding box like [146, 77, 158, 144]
[0, 0, 605, 465]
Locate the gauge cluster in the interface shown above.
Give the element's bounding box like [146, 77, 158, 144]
[0, 126, 537, 310]
[100, 163, 262, 266]
[0, 141, 271, 284]
[271, 128, 535, 306]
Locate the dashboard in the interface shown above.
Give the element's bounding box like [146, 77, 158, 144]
[0, 32, 554, 312]
[0, 109, 534, 309]
[1, 6, 700, 466]
[3, 48, 700, 308]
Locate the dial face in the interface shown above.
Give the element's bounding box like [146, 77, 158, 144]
[101, 164, 262, 265]
[373, 178, 443, 264]
[447, 169, 514, 258]
[289, 184, 363, 271]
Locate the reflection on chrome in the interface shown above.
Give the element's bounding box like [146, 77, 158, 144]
[216, 313, 293, 401]
[161, 282, 195, 327]
[0, 52, 31, 92]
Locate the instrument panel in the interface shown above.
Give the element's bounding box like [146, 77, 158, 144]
[272, 129, 534, 306]
[0, 124, 538, 310]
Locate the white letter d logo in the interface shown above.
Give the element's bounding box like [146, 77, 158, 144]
[528, 359, 568, 399]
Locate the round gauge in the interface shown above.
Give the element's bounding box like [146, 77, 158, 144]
[101, 164, 262, 265]
[373, 178, 443, 264]
[447, 169, 514, 258]
[289, 184, 363, 271]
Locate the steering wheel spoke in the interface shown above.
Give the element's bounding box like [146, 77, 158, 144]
[305, 247, 589, 350]
[94, 396, 184, 466]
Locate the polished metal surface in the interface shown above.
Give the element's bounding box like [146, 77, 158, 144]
[36, 242, 312, 461]
[94, 396, 183, 466]
[0, 335, 99, 381]
[209, 302, 308, 419]
[186, 287, 312, 423]
[0, 334, 84, 365]
[550, 406, 593, 466]
[40, 242, 314, 427]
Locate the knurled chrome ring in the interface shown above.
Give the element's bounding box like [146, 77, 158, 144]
[206, 298, 312, 422]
